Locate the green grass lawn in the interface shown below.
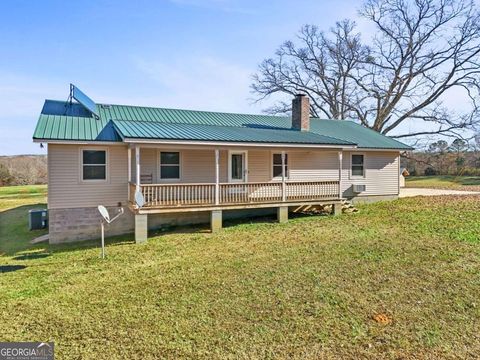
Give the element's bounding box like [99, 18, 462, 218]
[0, 185, 48, 254]
[406, 175, 480, 191]
[1, 185, 479, 359]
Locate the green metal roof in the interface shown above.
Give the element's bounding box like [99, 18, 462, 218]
[33, 100, 412, 150]
[112, 119, 354, 145]
[309, 120, 411, 150]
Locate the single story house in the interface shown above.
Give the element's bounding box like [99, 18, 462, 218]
[33, 85, 412, 244]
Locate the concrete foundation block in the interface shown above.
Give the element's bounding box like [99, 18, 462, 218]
[332, 202, 342, 216]
[277, 206, 288, 223]
[48, 207, 134, 244]
[210, 210, 222, 233]
[135, 214, 148, 244]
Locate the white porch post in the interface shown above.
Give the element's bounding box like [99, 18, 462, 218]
[338, 151, 343, 198]
[215, 149, 220, 205]
[127, 146, 132, 199]
[281, 151, 286, 202]
[135, 145, 141, 193]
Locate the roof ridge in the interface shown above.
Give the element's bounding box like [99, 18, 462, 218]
[99, 102, 290, 119]
[112, 118, 292, 130]
[45, 99, 360, 124]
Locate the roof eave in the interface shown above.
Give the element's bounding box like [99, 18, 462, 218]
[122, 137, 357, 149]
[355, 146, 413, 151]
[32, 138, 125, 145]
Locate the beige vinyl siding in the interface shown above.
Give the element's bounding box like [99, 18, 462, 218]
[139, 148, 157, 182]
[289, 151, 339, 181]
[247, 150, 270, 182]
[48, 144, 129, 209]
[182, 150, 216, 183]
[341, 151, 399, 197]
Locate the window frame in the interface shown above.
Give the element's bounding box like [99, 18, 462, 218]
[79, 147, 109, 183]
[271, 152, 289, 180]
[350, 153, 366, 179]
[157, 150, 182, 182]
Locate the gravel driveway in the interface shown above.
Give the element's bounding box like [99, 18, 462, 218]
[399, 188, 480, 198]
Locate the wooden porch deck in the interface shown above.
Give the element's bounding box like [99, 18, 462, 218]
[128, 180, 341, 213]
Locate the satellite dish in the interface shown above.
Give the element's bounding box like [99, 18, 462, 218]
[97, 205, 110, 222]
[135, 190, 145, 208]
[97, 205, 124, 259]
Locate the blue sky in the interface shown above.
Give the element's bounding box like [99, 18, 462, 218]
[0, 0, 365, 155]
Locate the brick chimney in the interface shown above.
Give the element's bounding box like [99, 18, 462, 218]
[292, 94, 310, 131]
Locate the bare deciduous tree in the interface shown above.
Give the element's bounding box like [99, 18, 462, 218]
[251, 0, 480, 140]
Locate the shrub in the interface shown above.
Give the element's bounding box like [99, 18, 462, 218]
[424, 167, 437, 176]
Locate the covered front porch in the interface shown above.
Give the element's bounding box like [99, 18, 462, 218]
[126, 143, 347, 242]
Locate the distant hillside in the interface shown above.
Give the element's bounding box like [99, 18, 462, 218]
[0, 155, 47, 186]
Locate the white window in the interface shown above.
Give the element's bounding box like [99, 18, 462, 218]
[351, 154, 365, 177]
[82, 149, 107, 181]
[272, 153, 288, 178]
[159, 152, 180, 180]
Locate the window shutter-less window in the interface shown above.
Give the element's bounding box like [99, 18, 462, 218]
[82, 150, 106, 180]
[273, 153, 288, 178]
[160, 152, 180, 179]
[351, 154, 364, 177]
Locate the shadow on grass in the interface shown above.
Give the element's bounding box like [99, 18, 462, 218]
[146, 211, 328, 236]
[12, 252, 51, 261]
[458, 177, 480, 185]
[223, 214, 277, 229]
[46, 235, 135, 256]
[407, 176, 480, 186]
[0, 265, 26, 273]
[0, 203, 48, 256]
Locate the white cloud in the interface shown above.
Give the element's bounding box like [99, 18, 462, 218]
[126, 55, 266, 114]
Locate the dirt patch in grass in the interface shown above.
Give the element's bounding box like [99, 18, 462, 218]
[372, 313, 393, 325]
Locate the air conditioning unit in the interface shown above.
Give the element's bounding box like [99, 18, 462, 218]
[353, 184, 366, 193]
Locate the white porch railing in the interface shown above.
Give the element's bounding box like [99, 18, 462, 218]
[130, 180, 340, 209]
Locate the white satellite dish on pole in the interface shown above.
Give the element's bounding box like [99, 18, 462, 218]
[97, 205, 124, 259]
[135, 190, 145, 208]
[98, 205, 110, 222]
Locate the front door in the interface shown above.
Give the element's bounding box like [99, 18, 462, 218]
[229, 151, 247, 182]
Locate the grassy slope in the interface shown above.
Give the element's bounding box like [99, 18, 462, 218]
[0, 186, 479, 359]
[406, 175, 480, 191]
[0, 185, 48, 254]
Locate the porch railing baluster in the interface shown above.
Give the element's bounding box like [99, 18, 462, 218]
[128, 180, 339, 209]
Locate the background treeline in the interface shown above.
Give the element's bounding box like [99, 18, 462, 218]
[402, 139, 480, 176]
[0, 155, 47, 186]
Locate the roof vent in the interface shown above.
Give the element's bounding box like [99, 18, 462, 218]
[100, 104, 111, 109]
